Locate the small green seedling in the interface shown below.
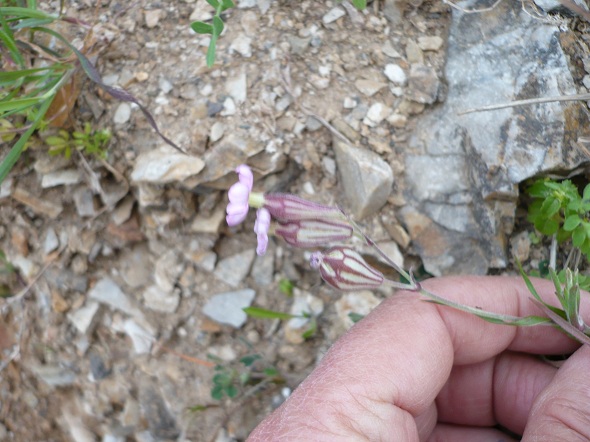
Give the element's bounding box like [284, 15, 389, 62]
[190, 0, 235, 67]
[208, 353, 280, 401]
[190, 0, 367, 67]
[44, 123, 111, 159]
[278, 278, 294, 297]
[527, 178, 590, 258]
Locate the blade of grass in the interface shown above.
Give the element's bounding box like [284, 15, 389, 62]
[243, 307, 297, 320]
[0, 7, 56, 20]
[0, 67, 71, 183]
[0, 93, 52, 183]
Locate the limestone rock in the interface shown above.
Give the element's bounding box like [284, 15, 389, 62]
[333, 139, 394, 219]
[202, 289, 256, 328]
[41, 169, 81, 188]
[214, 249, 256, 288]
[405, 0, 590, 275]
[406, 64, 439, 104]
[131, 147, 205, 184]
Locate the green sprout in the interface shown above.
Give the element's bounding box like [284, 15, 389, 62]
[190, 0, 235, 67]
[208, 353, 280, 401]
[44, 123, 111, 159]
[527, 178, 590, 259]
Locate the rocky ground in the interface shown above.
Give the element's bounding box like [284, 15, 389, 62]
[2, 0, 590, 441]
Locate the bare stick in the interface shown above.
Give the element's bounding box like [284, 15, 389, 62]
[459, 92, 590, 115]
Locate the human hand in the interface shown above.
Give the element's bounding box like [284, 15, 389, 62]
[248, 276, 590, 441]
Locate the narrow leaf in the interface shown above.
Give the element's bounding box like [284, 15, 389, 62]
[0, 93, 53, 184]
[530, 299, 590, 346]
[243, 307, 296, 320]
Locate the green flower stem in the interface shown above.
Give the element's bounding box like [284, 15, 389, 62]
[417, 287, 552, 327]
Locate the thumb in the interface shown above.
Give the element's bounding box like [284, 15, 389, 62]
[523, 344, 590, 441]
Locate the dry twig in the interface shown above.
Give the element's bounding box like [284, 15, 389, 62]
[458, 92, 590, 115]
[442, 0, 504, 14]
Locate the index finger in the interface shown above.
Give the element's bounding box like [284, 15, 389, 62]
[248, 276, 585, 441]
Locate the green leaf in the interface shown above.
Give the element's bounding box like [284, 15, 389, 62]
[0, 7, 55, 20]
[301, 317, 317, 339]
[211, 384, 224, 400]
[220, 0, 235, 11]
[563, 214, 581, 231]
[526, 180, 550, 198]
[44, 136, 67, 147]
[540, 197, 560, 218]
[348, 312, 365, 323]
[352, 0, 367, 9]
[279, 278, 294, 296]
[225, 384, 239, 398]
[213, 372, 232, 386]
[240, 354, 261, 367]
[572, 225, 585, 247]
[540, 218, 559, 236]
[187, 404, 210, 413]
[0, 90, 54, 184]
[212, 15, 224, 37]
[242, 307, 296, 320]
[206, 0, 220, 8]
[263, 367, 278, 377]
[190, 21, 213, 34]
[516, 259, 543, 304]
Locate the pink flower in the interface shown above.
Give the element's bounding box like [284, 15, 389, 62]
[254, 208, 271, 255]
[226, 165, 254, 226]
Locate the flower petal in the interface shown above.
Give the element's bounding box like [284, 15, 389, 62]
[254, 208, 271, 255]
[228, 182, 250, 203]
[236, 164, 253, 192]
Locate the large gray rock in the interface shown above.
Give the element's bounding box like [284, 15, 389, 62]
[203, 289, 256, 328]
[404, 0, 590, 275]
[333, 139, 394, 219]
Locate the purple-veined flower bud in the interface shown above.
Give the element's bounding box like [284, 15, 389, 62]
[254, 208, 271, 255]
[263, 193, 344, 222]
[310, 247, 384, 291]
[274, 218, 353, 249]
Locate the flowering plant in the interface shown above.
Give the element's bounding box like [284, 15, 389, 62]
[226, 164, 590, 345]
